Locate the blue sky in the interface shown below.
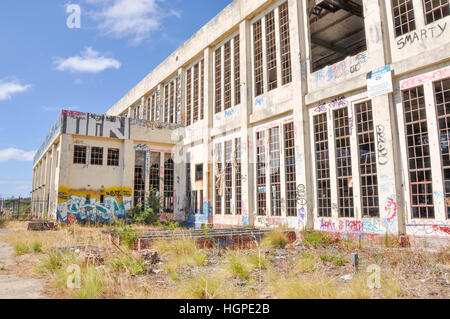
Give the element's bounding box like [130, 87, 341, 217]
[0, 0, 231, 198]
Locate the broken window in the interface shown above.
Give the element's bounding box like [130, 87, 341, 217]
[266, 10, 278, 91]
[91, 147, 103, 166]
[170, 81, 175, 124]
[392, 0, 416, 37]
[215, 143, 223, 215]
[423, 0, 449, 24]
[314, 114, 332, 217]
[279, 2, 292, 85]
[308, 0, 366, 72]
[186, 68, 192, 126]
[235, 138, 242, 215]
[134, 151, 146, 208]
[253, 20, 264, 97]
[402, 86, 434, 219]
[149, 152, 160, 193]
[256, 131, 266, 216]
[284, 122, 297, 217]
[73, 145, 87, 164]
[434, 77, 450, 218]
[193, 64, 200, 123]
[163, 154, 174, 213]
[225, 140, 233, 215]
[107, 148, 120, 167]
[200, 60, 205, 120]
[269, 127, 281, 216]
[164, 84, 169, 123]
[334, 107, 354, 217]
[224, 41, 232, 110]
[195, 164, 203, 181]
[215, 48, 222, 114]
[355, 101, 379, 217]
[234, 35, 241, 106]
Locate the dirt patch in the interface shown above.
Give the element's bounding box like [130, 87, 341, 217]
[0, 229, 47, 299]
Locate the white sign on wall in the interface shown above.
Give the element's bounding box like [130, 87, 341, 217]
[367, 65, 393, 98]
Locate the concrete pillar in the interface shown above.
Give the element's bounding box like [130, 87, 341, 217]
[203, 47, 213, 225]
[240, 19, 254, 226]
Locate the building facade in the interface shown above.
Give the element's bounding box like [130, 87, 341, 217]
[33, 0, 450, 244]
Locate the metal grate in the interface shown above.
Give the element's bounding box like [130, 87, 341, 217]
[215, 143, 223, 215]
[269, 127, 281, 216]
[234, 35, 241, 106]
[355, 101, 379, 217]
[313, 114, 332, 217]
[284, 122, 297, 217]
[73, 145, 87, 164]
[107, 148, 120, 167]
[423, 0, 449, 24]
[279, 2, 292, 85]
[434, 77, 450, 218]
[253, 20, 264, 97]
[256, 131, 266, 216]
[186, 68, 192, 126]
[200, 60, 205, 120]
[266, 10, 278, 92]
[193, 63, 199, 123]
[163, 154, 174, 213]
[215, 48, 222, 113]
[90, 147, 103, 166]
[225, 140, 233, 215]
[149, 152, 160, 193]
[334, 108, 354, 218]
[392, 0, 416, 37]
[235, 138, 242, 215]
[402, 86, 434, 219]
[224, 41, 232, 110]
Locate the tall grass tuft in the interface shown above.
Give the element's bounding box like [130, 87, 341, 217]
[262, 228, 288, 248]
[72, 266, 105, 299]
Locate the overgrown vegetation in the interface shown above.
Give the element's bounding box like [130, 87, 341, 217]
[302, 230, 334, 248]
[262, 228, 288, 248]
[128, 188, 162, 225]
[115, 225, 142, 250]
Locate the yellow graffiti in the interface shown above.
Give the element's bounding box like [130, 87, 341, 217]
[57, 186, 132, 205]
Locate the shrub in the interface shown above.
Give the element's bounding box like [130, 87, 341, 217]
[14, 243, 30, 256]
[183, 274, 235, 299]
[32, 242, 43, 253]
[159, 220, 180, 231]
[72, 266, 104, 299]
[302, 231, 333, 248]
[107, 254, 147, 276]
[128, 188, 162, 225]
[116, 225, 142, 250]
[262, 229, 288, 248]
[248, 253, 267, 269]
[227, 253, 252, 281]
[296, 252, 315, 272]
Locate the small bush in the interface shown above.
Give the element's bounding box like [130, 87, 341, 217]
[262, 229, 288, 249]
[116, 225, 142, 250]
[319, 254, 333, 263]
[107, 254, 147, 276]
[302, 231, 333, 248]
[332, 255, 347, 267]
[227, 253, 252, 281]
[14, 243, 30, 256]
[192, 251, 207, 266]
[35, 252, 76, 275]
[183, 274, 234, 299]
[128, 188, 162, 225]
[296, 252, 315, 273]
[72, 266, 104, 299]
[159, 220, 180, 231]
[32, 242, 43, 253]
[248, 253, 267, 269]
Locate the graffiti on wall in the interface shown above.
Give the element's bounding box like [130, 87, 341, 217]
[397, 22, 447, 50]
[313, 96, 349, 114]
[187, 199, 212, 229]
[376, 125, 388, 165]
[57, 186, 132, 223]
[407, 220, 450, 237]
[296, 184, 307, 207]
[400, 66, 450, 89]
[62, 110, 130, 139]
[313, 52, 368, 85]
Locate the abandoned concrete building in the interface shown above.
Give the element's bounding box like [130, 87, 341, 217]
[32, 0, 450, 245]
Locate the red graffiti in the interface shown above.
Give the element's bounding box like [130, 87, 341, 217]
[400, 67, 450, 89]
[347, 220, 363, 232]
[320, 219, 336, 231]
[385, 197, 397, 222]
[432, 225, 450, 235]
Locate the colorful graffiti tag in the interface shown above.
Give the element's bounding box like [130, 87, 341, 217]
[57, 186, 132, 223]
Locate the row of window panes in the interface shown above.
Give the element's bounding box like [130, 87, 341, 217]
[392, 0, 449, 37]
[73, 146, 119, 166]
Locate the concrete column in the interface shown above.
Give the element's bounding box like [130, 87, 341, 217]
[290, 0, 312, 229]
[203, 47, 213, 225]
[240, 19, 253, 226]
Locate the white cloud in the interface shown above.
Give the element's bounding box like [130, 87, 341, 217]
[54, 47, 121, 73]
[0, 81, 31, 101]
[0, 148, 36, 163]
[85, 0, 180, 44]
